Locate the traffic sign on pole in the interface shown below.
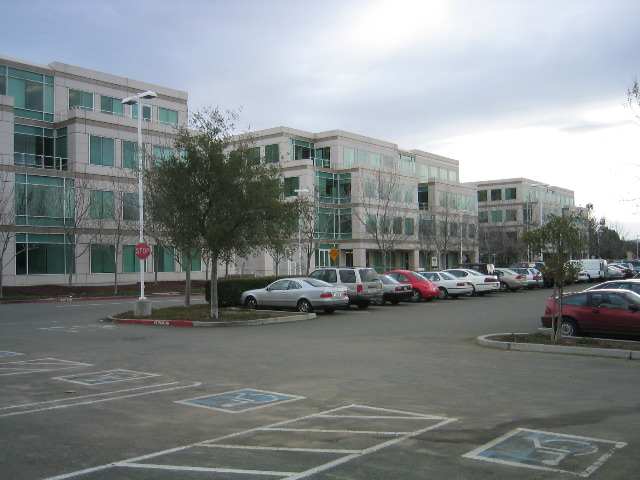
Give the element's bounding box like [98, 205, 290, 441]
[135, 242, 151, 260]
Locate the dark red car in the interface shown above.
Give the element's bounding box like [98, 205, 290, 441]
[541, 289, 640, 337]
[384, 270, 440, 302]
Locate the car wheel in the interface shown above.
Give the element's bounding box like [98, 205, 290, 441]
[323, 307, 335, 314]
[561, 317, 579, 337]
[297, 299, 313, 313]
[410, 289, 422, 302]
[469, 285, 476, 296]
[244, 296, 257, 310]
[357, 302, 370, 309]
[437, 288, 447, 300]
[500, 282, 509, 292]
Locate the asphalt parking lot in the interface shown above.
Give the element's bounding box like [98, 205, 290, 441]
[1, 287, 638, 479]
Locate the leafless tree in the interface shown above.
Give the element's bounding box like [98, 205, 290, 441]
[0, 172, 16, 298]
[353, 168, 415, 271]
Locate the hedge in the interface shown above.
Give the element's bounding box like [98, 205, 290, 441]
[205, 276, 291, 306]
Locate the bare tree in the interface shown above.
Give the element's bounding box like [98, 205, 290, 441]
[354, 168, 415, 271]
[0, 172, 16, 298]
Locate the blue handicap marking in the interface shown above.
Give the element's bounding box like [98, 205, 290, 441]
[178, 388, 305, 413]
[56, 369, 159, 385]
[464, 428, 626, 476]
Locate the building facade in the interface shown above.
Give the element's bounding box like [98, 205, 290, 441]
[474, 178, 582, 264]
[1, 55, 585, 287]
[0, 55, 196, 287]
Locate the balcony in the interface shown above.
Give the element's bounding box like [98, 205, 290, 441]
[14, 152, 67, 171]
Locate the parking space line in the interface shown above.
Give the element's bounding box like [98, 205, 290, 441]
[41, 404, 456, 480]
[0, 381, 201, 418]
[0, 358, 91, 376]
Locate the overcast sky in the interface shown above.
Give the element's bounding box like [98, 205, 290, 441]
[4, 0, 640, 239]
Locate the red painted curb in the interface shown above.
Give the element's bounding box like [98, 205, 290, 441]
[110, 318, 195, 327]
[1, 293, 204, 305]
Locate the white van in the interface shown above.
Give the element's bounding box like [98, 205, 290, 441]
[571, 259, 607, 281]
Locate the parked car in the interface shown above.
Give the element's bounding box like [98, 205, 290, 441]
[605, 266, 626, 279]
[576, 271, 590, 283]
[510, 262, 554, 287]
[454, 262, 495, 275]
[609, 263, 634, 278]
[541, 289, 640, 337]
[418, 270, 474, 299]
[376, 274, 413, 305]
[443, 269, 500, 295]
[509, 267, 543, 289]
[493, 268, 527, 292]
[585, 279, 640, 295]
[240, 278, 349, 313]
[384, 270, 440, 302]
[308, 267, 383, 309]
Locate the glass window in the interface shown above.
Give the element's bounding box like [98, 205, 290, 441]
[90, 136, 115, 166]
[265, 144, 279, 164]
[90, 190, 115, 220]
[418, 186, 429, 210]
[14, 124, 55, 169]
[477, 190, 487, 202]
[405, 217, 414, 235]
[152, 145, 173, 164]
[343, 147, 356, 168]
[154, 245, 175, 272]
[490, 210, 503, 223]
[490, 189, 502, 201]
[122, 192, 139, 221]
[505, 209, 517, 222]
[122, 140, 138, 169]
[15, 233, 73, 275]
[315, 147, 331, 168]
[132, 104, 151, 121]
[8, 67, 52, 121]
[0, 65, 5, 95]
[90, 244, 115, 273]
[248, 146, 260, 166]
[478, 211, 489, 224]
[283, 177, 299, 197]
[69, 89, 93, 110]
[399, 154, 415, 173]
[100, 96, 123, 115]
[505, 187, 517, 200]
[158, 107, 178, 125]
[15, 174, 74, 227]
[181, 250, 201, 272]
[293, 139, 313, 160]
[123, 245, 146, 273]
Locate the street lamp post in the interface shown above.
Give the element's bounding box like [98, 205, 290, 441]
[122, 91, 156, 316]
[294, 188, 309, 275]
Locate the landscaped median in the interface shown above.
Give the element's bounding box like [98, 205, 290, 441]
[108, 304, 315, 327]
[477, 333, 640, 360]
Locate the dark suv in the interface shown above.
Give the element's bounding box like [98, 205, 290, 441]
[308, 267, 383, 308]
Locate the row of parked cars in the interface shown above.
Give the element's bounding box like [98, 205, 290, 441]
[239, 263, 546, 314]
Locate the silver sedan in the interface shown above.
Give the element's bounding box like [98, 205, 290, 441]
[241, 278, 349, 313]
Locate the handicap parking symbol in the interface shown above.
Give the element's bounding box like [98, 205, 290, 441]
[177, 388, 305, 413]
[464, 428, 626, 476]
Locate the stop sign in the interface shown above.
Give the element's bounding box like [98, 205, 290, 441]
[135, 242, 151, 260]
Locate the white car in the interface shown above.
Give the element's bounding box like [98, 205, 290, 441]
[418, 271, 473, 299]
[241, 277, 349, 313]
[442, 269, 500, 295]
[509, 267, 543, 288]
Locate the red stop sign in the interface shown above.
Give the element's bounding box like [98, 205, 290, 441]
[135, 242, 151, 259]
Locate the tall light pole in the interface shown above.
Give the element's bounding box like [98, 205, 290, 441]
[294, 188, 309, 275]
[122, 91, 156, 316]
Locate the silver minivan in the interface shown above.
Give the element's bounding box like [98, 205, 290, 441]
[308, 267, 383, 308]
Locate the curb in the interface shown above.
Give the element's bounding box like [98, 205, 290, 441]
[107, 311, 316, 327]
[477, 333, 640, 360]
[1, 293, 205, 304]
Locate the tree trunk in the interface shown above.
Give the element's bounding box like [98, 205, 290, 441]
[210, 253, 219, 318]
[184, 256, 192, 307]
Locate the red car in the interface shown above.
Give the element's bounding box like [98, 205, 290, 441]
[541, 289, 640, 337]
[384, 270, 440, 302]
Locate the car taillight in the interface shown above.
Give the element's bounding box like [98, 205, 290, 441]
[515, 275, 524, 280]
[357, 285, 363, 293]
[485, 277, 497, 282]
[320, 292, 332, 298]
[456, 282, 465, 286]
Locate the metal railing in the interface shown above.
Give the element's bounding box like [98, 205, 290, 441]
[14, 152, 68, 170]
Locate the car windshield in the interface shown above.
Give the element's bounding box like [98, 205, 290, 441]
[379, 274, 398, 284]
[304, 278, 333, 288]
[359, 269, 380, 282]
[440, 271, 456, 280]
[412, 272, 427, 281]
